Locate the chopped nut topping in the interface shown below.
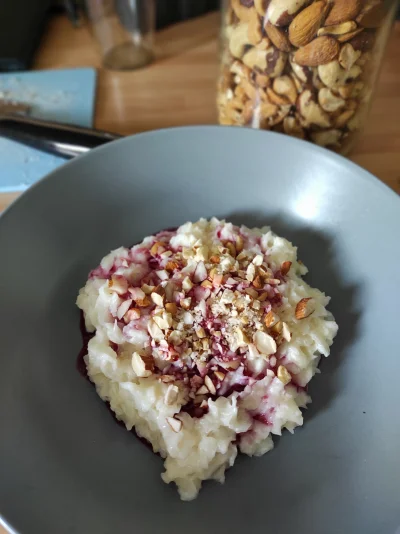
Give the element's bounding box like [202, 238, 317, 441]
[254, 331, 277, 356]
[136, 296, 151, 307]
[117, 299, 133, 320]
[245, 287, 258, 298]
[182, 276, 193, 291]
[166, 417, 182, 433]
[267, 279, 281, 286]
[270, 320, 283, 335]
[264, 310, 277, 328]
[253, 275, 263, 289]
[246, 263, 256, 282]
[295, 297, 314, 320]
[159, 375, 175, 383]
[204, 375, 217, 395]
[252, 254, 263, 266]
[235, 327, 249, 347]
[148, 319, 164, 341]
[277, 365, 291, 385]
[141, 283, 155, 295]
[131, 352, 153, 378]
[108, 276, 128, 295]
[166, 261, 179, 272]
[153, 315, 170, 330]
[100, 221, 308, 411]
[193, 261, 208, 283]
[196, 327, 206, 338]
[150, 241, 164, 256]
[213, 273, 224, 286]
[218, 359, 241, 370]
[226, 242, 237, 257]
[236, 235, 244, 253]
[214, 371, 226, 381]
[282, 322, 291, 342]
[151, 292, 164, 307]
[180, 297, 192, 310]
[124, 307, 141, 323]
[281, 261, 292, 276]
[258, 291, 269, 302]
[164, 384, 179, 405]
[165, 302, 177, 314]
[209, 255, 220, 264]
[160, 250, 172, 259]
[129, 287, 146, 300]
[156, 269, 169, 281]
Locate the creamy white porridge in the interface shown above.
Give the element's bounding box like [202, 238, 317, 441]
[77, 218, 338, 500]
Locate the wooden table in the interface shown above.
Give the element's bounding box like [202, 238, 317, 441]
[0, 12, 399, 534]
[0, 12, 399, 217]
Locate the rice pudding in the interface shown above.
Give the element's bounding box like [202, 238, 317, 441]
[77, 218, 338, 500]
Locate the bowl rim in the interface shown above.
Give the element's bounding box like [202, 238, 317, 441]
[0, 126, 398, 226]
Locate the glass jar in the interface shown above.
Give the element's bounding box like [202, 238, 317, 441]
[85, 0, 155, 70]
[217, 0, 397, 155]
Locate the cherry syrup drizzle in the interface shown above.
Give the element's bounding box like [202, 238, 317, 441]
[77, 312, 94, 381]
[77, 225, 296, 447]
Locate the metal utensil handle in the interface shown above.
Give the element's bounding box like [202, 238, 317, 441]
[0, 115, 121, 158]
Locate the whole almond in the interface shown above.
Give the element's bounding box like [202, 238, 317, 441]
[325, 0, 363, 26]
[265, 21, 291, 52]
[294, 36, 339, 67]
[289, 1, 328, 48]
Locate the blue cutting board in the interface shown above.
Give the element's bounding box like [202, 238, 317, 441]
[0, 68, 97, 192]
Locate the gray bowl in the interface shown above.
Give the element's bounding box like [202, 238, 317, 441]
[0, 127, 399, 534]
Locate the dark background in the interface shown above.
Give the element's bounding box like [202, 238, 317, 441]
[155, 0, 219, 28]
[60, 0, 221, 28]
[155, 0, 399, 27]
[52, 0, 400, 29]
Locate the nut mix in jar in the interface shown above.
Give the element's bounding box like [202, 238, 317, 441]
[218, 0, 397, 154]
